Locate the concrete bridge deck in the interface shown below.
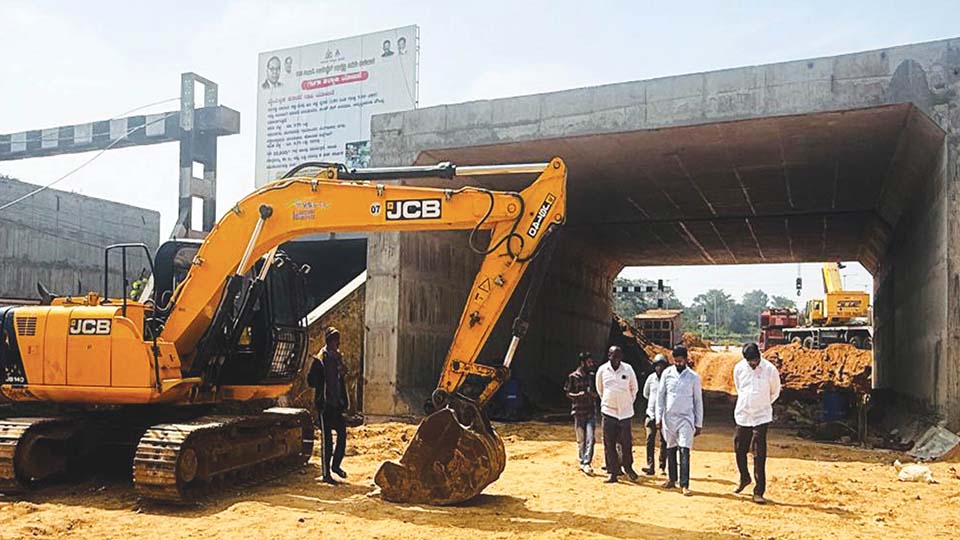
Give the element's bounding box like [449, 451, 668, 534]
[362, 37, 960, 428]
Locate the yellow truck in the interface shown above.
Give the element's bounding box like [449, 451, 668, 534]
[783, 263, 872, 350]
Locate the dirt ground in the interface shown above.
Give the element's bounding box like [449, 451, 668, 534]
[2, 414, 958, 540]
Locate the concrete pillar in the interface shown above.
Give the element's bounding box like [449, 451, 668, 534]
[874, 142, 947, 417]
[363, 231, 406, 416]
[363, 225, 620, 417]
[875, 53, 960, 429]
[943, 126, 960, 429]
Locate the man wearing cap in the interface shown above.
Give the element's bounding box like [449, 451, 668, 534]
[307, 327, 349, 485]
[564, 351, 598, 474]
[595, 345, 640, 483]
[656, 345, 703, 496]
[641, 354, 669, 476]
[733, 342, 782, 504]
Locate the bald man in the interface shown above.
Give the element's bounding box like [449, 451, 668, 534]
[596, 345, 639, 483]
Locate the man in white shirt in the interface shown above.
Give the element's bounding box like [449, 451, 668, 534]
[595, 345, 639, 483]
[641, 354, 668, 476]
[733, 342, 781, 504]
[656, 345, 703, 496]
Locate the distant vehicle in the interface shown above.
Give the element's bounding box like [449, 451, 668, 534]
[782, 263, 873, 350]
[758, 308, 799, 351]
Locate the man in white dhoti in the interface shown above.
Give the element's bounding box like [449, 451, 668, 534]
[656, 345, 703, 496]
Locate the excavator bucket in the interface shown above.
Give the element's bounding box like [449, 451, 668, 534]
[375, 406, 505, 505]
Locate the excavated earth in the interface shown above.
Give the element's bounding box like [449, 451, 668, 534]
[694, 343, 873, 395]
[0, 419, 957, 540]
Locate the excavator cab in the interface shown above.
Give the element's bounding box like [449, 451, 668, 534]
[105, 240, 310, 387]
[203, 250, 310, 385]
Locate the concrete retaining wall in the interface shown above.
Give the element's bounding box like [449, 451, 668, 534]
[0, 176, 159, 300]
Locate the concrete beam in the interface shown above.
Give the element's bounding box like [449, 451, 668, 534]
[0, 106, 239, 162]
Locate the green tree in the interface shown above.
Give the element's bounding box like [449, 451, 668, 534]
[730, 289, 769, 333]
[770, 295, 797, 309]
[689, 289, 736, 334]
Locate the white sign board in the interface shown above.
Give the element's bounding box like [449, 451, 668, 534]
[255, 26, 418, 185]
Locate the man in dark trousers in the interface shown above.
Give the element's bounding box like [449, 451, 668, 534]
[564, 351, 598, 474]
[595, 345, 639, 483]
[307, 326, 349, 485]
[641, 354, 669, 475]
[656, 345, 703, 496]
[733, 342, 781, 504]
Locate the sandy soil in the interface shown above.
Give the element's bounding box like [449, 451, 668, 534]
[2, 415, 958, 540]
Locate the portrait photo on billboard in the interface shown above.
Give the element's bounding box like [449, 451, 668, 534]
[381, 39, 395, 57]
[262, 55, 283, 89]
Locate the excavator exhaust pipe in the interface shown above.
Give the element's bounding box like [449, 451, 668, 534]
[375, 404, 505, 505]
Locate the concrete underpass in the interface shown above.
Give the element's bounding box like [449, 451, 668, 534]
[359, 37, 960, 429]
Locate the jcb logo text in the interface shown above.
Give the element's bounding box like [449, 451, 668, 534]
[386, 199, 442, 220]
[69, 319, 112, 335]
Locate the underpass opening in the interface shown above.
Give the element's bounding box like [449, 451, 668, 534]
[615, 261, 874, 348]
[367, 103, 955, 428]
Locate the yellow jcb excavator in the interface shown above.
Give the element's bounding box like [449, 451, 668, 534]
[0, 158, 567, 504]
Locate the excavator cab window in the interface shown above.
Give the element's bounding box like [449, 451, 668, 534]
[151, 239, 203, 315]
[102, 243, 155, 315]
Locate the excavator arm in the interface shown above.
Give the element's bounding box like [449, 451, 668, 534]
[160, 158, 566, 397]
[157, 157, 567, 506]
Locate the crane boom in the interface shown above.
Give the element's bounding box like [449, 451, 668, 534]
[821, 263, 845, 294]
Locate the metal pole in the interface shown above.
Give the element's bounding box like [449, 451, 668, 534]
[236, 205, 273, 275]
[256, 247, 280, 281]
[456, 163, 550, 176]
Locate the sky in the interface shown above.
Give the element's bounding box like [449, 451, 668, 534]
[0, 0, 955, 301]
[620, 262, 873, 307]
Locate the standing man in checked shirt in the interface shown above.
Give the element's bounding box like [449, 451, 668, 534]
[564, 351, 599, 474]
[733, 342, 782, 504]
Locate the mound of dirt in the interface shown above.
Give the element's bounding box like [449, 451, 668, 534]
[692, 343, 873, 396]
[681, 332, 710, 349]
[689, 350, 742, 394]
[764, 342, 873, 394]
